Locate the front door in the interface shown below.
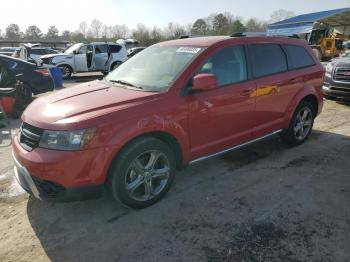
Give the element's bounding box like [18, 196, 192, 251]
[93, 44, 109, 71]
[74, 45, 88, 72]
[188, 45, 256, 160]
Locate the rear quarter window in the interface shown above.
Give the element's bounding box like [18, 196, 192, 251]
[282, 44, 315, 69]
[249, 44, 288, 78]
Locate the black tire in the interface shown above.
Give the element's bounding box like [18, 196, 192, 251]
[281, 101, 315, 146]
[108, 137, 176, 209]
[58, 65, 72, 79]
[111, 61, 122, 71]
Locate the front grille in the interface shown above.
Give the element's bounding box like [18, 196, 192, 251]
[333, 68, 350, 82]
[19, 122, 44, 151]
[32, 176, 66, 198]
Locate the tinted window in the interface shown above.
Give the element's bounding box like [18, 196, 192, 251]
[283, 45, 315, 69]
[31, 49, 43, 55]
[199, 45, 247, 86]
[95, 45, 108, 54]
[250, 44, 287, 78]
[4, 60, 17, 69]
[109, 45, 122, 53]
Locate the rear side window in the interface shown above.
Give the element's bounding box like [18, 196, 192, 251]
[109, 45, 122, 53]
[249, 44, 287, 78]
[199, 45, 247, 86]
[282, 45, 315, 69]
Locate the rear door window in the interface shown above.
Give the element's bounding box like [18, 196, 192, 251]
[249, 44, 287, 78]
[109, 45, 122, 53]
[282, 44, 315, 69]
[95, 45, 108, 54]
[199, 45, 247, 87]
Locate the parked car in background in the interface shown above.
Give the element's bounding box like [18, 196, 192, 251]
[323, 56, 350, 101]
[0, 47, 18, 56]
[29, 48, 58, 63]
[127, 47, 146, 58]
[12, 36, 324, 209]
[0, 54, 54, 95]
[40, 42, 128, 78]
[343, 41, 350, 50]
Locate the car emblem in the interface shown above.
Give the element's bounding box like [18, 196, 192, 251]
[343, 71, 350, 76]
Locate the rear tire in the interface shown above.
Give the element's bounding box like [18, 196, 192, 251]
[108, 137, 176, 209]
[111, 61, 122, 71]
[281, 101, 315, 146]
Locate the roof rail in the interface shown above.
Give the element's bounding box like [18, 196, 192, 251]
[230, 32, 300, 39]
[230, 32, 267, 37]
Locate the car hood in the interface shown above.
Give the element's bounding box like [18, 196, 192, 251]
[40, 53, 72, 59]
[333, 57, 350, 67]
[22, 80, 160, 129]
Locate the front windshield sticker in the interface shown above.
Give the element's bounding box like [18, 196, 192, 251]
[176, 47, 201, 54]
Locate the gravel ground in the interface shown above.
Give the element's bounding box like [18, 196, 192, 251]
[0, 95, 349, 261]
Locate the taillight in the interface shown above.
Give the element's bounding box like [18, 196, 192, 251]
[34, 69, 50, 76]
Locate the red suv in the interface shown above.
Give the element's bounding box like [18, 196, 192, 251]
[12, 36, 324, 208]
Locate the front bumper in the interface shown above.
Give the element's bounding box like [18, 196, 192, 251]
[11, 133, 110, 202]
[13, 151, 104, 202]
[323, 84, 350, 101]
[323, 73, 350, 101]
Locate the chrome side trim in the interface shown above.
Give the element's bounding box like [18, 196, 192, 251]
[189, 129, 283, 165]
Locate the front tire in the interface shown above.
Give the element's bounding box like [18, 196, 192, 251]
[109, 137, 176, 209]
[281, 101, 315, 146]
[58, 65, 72, 79]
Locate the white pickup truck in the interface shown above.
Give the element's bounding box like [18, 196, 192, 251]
[40, 42, 128, 78]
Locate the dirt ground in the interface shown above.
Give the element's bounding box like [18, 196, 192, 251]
[0, 99, 350, 262]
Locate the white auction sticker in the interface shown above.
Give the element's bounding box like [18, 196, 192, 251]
[176, 47, 201, 54]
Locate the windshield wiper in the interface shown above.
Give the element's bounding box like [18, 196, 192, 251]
[109, 79, 143, 89]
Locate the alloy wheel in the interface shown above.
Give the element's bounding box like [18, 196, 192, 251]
[125, 150, 170, 202]
[294, 107, 313, 141]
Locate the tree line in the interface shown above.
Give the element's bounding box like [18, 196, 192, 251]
[0, 10, 295, 46]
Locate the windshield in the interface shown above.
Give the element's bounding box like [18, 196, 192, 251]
[106, 45, 202, 92]
[64, 43, 83, 54]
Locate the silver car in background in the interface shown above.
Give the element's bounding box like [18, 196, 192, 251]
[40, 42, 128, 78]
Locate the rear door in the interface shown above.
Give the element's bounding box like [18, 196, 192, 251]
[93, 44, 109, 71]
[188, 45, 256, 160]
[248, 43, 292, 137]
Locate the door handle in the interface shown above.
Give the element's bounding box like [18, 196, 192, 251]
[240, 89, 253, 97]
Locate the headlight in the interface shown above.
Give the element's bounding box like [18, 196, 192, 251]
[326, 63, 334, 73]
[39, 128, 95, 151]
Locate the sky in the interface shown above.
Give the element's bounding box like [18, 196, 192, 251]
[0, 0, 349, 33]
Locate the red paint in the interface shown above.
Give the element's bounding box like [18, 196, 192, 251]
[0, 97, 15, 113]
[12, 36, 325, 189]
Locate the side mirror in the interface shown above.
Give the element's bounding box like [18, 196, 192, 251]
[192, 73, 217, 92]
[73, 50, 77, 55]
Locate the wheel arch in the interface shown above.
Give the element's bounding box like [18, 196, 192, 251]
[105, 130, 185, 185]
[284, 86, 321, 128]
[56, 63, 74, 73]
